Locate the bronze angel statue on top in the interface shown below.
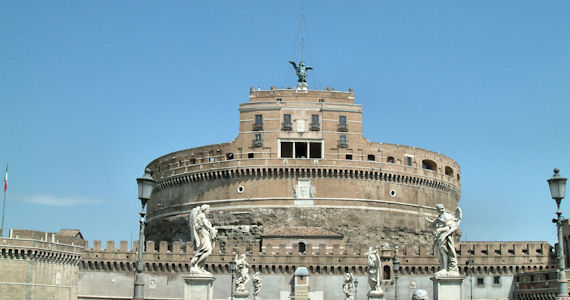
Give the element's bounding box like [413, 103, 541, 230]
[289, 60, 313, 89]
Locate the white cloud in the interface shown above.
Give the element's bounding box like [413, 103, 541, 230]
[25, 195, 102, 207]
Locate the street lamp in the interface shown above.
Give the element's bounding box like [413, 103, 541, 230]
[393, 246, 401, 300]
[354, 277, 358, 300]
[548, 168, 568, 299]
[134, 168, 155, 300]
[230, 259, 237, 300]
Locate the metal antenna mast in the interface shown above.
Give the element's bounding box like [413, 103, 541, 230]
[301, 13, 305, 61]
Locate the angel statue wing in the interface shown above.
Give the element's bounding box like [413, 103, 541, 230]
[455, 207, 463, 225]
[306, 66, 313, 70]
[189, 206, 200, 248]
[289, 61, 298, 70]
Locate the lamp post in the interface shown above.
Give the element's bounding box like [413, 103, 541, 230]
[393, 246, 401, 300]
[230, 259, 236, 300]
[134, 168, 155, 300]
[548, 168, 568, 300]
[354, 277, 358, 300]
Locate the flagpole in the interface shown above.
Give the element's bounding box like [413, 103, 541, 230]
[1, 163, 7, 238]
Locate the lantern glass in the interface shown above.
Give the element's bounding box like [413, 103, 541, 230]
[137, 168, 155, 202]
[548, 169, 567, 201]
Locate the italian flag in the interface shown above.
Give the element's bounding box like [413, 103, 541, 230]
[3, 165, 7, 193]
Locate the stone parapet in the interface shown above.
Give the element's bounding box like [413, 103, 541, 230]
[79, 240, 555, 278]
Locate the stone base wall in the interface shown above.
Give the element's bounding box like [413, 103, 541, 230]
[77, 272, 514, 300]
[147, 207, 438, 250]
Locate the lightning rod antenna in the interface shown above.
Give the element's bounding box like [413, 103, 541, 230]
[301, 13, 305, 61]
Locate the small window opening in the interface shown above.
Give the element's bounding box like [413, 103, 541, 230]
[209, 157, 214, 162]
[383, 265, 391, 280]
[276, 98, 282, 102]
[387, 156, 395, 164]
[477, 277, 484, 287]
[298, 242, 306, 253]
[318, 99, 324, 102]
[248, 153, 254, 158]
[226, 153, 234, 160]
[338, 116, 348, 132]
[346, 154, 353, 160]
[493, 276, 500, 286]
[367, 154, 375, 161]
[406, 156, 412, 166]
[190, 158, 196, 164]
[254, 114, 263, 130]
[422, 159, 437, 171]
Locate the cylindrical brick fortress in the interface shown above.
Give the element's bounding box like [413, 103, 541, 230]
[145, 88, 461, 248]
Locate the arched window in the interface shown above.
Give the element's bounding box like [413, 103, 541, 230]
[383, 265, 391, 279]
[422, 159, 437, 171]
[387, 156, 395, 164]
[445, 166, 454, 176]
[298, 242, 306, 254]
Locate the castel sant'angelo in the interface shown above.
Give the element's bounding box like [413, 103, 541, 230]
[145, 61, 461, 251]
[0, 59, 561, 300]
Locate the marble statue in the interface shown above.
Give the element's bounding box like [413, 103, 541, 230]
[412, 289, 429, 300]
[365, 246, 384, 295]
[342, 273, 354, 300]
[425, 203, 462, 276]
[289, 60, 313, 89]
[234, 253, 250, 294]
[188, 204, 217, 274]
[252, 272, 262, 298]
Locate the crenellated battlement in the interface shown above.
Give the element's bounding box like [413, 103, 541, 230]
[79, 240, 555, 277]
[0, 237, 84, 265]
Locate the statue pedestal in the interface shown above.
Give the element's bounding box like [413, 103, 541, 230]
[431, 275, 465, 300]
[367, 290, 386, 300]
[183, 274, 215, 300]
[234, 291, 249, 300]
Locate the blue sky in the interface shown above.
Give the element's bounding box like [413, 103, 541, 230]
[1, 1, 569, 246]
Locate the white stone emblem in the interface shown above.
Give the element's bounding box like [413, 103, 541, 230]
[294, 178, 315, 199]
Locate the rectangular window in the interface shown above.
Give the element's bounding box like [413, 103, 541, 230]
[346, 154, 353, 160]
[367, 154, 375, 161]
[295, 142, 308, 158]
[281, 142, 293, 158]
[406, 156, 412, 166]
[309, 142, 322, 159]
[338, 116, 348, 132]
[248, 153, 254, 158]
[254, 114, 263, 131]
[476, 277, 484, 287]
[282, 114, 292, 131]
[338, 135, 348, 148]
[310, 114, 320, 131]
[190, 158, 196, 164]
[493, 276, 500, 286]
[255, 133, 262, 141]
